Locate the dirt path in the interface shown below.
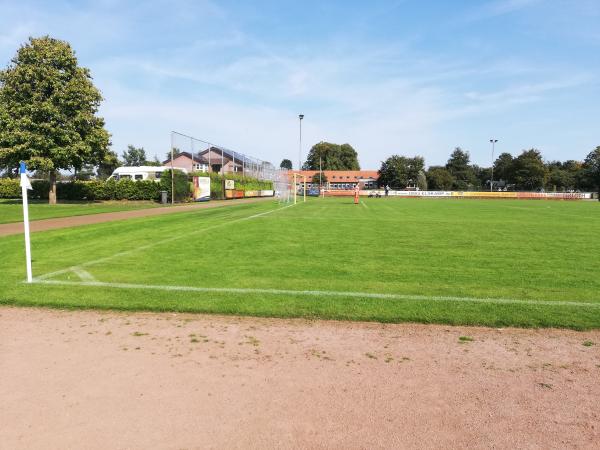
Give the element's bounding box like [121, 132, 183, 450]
[1, 307, 599, 449]
[0, 197, 271, 237]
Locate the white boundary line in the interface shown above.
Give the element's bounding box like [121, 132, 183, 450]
[34, 202, 296, 281]
[30, 279, 600, 309]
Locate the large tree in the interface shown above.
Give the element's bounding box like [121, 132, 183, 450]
[97, 150, 120, 179]
[302, 142, 360, 170]
[582, 146, 600, 199]
[122, 145, 147, 166]
[280, 158, 293, 170]
[426, 166, 454, 190]
[446, 147, 476, 190]
[0, 36, 110, 204]
[493, 152, 515, 184]
[378, 155, 425, 189]
[512, 149, 547, 191]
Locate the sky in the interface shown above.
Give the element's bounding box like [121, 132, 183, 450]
[0, 0, 599, 169]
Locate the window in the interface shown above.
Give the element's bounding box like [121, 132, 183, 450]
[134, 174, 143, 180]
[155, 172, 162, 179]
[194, 163, 208, 172]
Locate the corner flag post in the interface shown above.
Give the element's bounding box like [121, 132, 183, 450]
[20, 162, 33, 283]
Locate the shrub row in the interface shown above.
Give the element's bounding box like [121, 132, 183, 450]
[1, 171, 268, 201]
[0, 179, 20, 198]
[0, 178, 163, 201]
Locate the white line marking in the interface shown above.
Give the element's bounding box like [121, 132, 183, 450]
[361, 201, 368, 209]
[71, 267, 97, 282]
[34, 203, 296, 282]
[29, 279, 600, 309]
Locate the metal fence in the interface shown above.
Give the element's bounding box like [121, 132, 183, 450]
[170, 131, 291, 201]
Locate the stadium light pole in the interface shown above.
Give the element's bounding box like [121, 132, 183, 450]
[170, 132, 175, 205]
[298, 114, 304, 170]
[490, 139, 498, 192]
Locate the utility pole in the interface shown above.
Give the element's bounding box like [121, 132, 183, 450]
[298, 114, 304, 170]
[490, 139, 498, 192]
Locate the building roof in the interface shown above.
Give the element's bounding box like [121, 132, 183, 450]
[289, 170, 379, 181]
[163, 147, 255, 166]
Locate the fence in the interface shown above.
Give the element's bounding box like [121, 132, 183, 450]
[169, 131, 290, 201]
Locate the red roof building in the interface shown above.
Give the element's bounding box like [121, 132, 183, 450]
[289, 170, 379, 190]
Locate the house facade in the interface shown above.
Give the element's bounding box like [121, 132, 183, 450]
[290, 170, 380, 190]
[163, 147, 245, 174]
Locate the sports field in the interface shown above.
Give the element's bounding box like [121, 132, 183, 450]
[1, 197, 599, 329]
[0, 199, 161, 224]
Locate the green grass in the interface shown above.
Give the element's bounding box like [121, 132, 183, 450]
[0, 198, 163, 224]
[1, 197, 599, 329]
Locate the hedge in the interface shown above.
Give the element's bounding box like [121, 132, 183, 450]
[0, 178, 162, 201]
[1, 171, 269, 202]
[0, 179, 20, 198]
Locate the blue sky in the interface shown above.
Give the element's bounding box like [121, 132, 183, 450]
[0, 0, 599, 169]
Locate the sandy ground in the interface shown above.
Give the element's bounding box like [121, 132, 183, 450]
[0, 197, 270, 237]
[1, 307, 599, 450]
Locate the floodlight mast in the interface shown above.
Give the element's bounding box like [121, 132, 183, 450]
[171, 132, 175, 205]
[298, 114, 304, 170]
[490, 139, 498, 192]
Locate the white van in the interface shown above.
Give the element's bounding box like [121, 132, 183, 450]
[108, 166, 188, 182]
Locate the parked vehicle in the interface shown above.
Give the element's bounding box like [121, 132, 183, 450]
[108, 166, 188, 182]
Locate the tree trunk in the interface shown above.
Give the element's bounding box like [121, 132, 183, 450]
[49, 170, 57, 205]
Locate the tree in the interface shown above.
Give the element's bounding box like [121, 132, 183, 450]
[416, 170, 428, 191]
[378, 155, 425, 189]
[582, 146, 600, 199]
[472, 165, 491, 190]
[311, 171, 328, 185]
[280, 159, 293, 170]
[446, 147, 476, 190]
[302, 142, 360, 170]
[493, 152, 515, 184]
[97, 150, 120, 179]
[426, 166, 454, 190]
[122, 145, 147, 166]
[512, 149, 547, 191]
[0, 36, 110, 204]
[165, 148, 181, 161]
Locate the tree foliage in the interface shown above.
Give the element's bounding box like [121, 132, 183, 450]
[302, 142, 360, 170]
[280, 158, 293, 170]
[582, 146, 600, 198]
[0, 36, 110, 203]
[446, 147, 476, 190]
[378, 155, 425, 189]
[426, 166, 454, 190]
[311, 171, 328, 184]
[512, 149, 547, 190]
[121, 145, 147, 166]
[493, 152, 515, 183]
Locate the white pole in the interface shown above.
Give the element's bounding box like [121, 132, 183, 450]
[20, 162, 32, 283]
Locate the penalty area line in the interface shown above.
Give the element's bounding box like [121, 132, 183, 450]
[28, 279, 600, 309]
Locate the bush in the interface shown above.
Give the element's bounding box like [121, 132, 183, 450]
[4, 179, 162, 201]
[160, 169, 190, 202]
[0, 178, 20, 198]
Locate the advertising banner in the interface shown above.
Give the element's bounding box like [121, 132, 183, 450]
[192, 176, 210, 202]
[224, 179, 235, 190]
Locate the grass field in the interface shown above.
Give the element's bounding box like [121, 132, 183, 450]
[1, 197, 599, 329]
[0, 199, 162, 224]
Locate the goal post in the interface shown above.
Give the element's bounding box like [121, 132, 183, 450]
[293, 173, 307, 204]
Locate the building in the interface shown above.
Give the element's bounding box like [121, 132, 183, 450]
[290, 170, 380, 191]
[163, 147, 250, 174]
